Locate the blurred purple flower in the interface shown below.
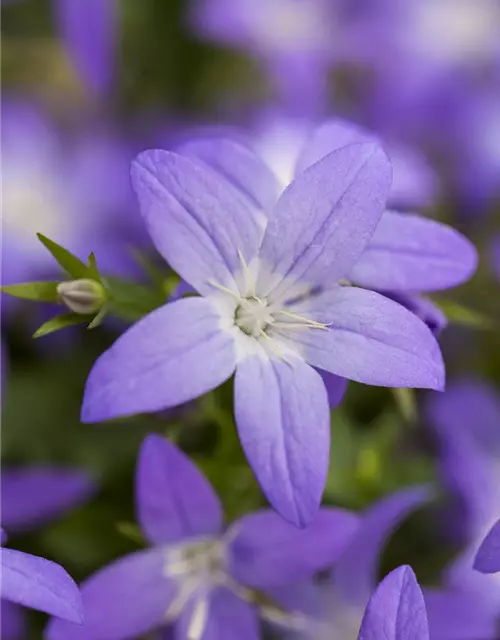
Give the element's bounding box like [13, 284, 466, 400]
[1, 530, 83, 632]
[1, 100, 140, 292]
[426, 379, 500, 622]
[265, 486, 430, 638]
[46, 434, 359, 639]
[358, 565, 429, 640]
[1, 467, 95, 532]
[2, 0, 116, 95]
[0, 466, 94, 638]
[81, 138, 446, 526]
[53, 0, 117, 96]
[475, 519, 500, 575]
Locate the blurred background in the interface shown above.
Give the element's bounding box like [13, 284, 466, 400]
[1, 0, 500, 637]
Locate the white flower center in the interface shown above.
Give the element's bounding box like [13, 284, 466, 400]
[235, 296, 275, 338]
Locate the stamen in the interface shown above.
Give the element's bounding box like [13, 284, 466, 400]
[237, 249, 257, 297]
[187, 597, 209, 640]
[274, 309, 330, 329]
[208, 280, 241, 299]
[259, 330, 292, 365]
[273, 322, 329, 331]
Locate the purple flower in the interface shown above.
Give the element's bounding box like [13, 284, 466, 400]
[1, 100, 140, 291]
[475, 520, 500, 575]
[53, 0, 117, 95]
[1, 530, 83, 629]
[265, 486, 430, 638]
[3, 0, 116, 95]
[46, 434, 358, 639]
[1, 466, 94, 532]
[358, 565, 429, 640]
[0, 466, 94, 638]
[81, 138, 446, 526]
[426, 380, 500, 624]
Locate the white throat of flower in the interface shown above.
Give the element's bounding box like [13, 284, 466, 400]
[210, 251, 329, 362]
[162, 533, 248, 640]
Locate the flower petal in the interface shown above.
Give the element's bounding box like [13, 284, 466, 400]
[53, 0, 116, 95]
[424, 589, 498, 640]
[234, 353, 330, 527]
[474, 520, 500, 574]
[137, 434, 223, 545]
[131, 150, 262, 296]
[316, 370, 348, 408]
[349, 211, 478, 292]
[1, 548, 83, 623]
[177, 137, 279, 215]
[334, 486, 431, 607]
[1, 467, 94, 532]
[1, 599, 26, 639]
[258, 143, 392, 300]
[382, 293, 447, 336]
[227, 507, 359, 588]
[46, 548, 175, 640]
[358, 566, 429, 640]
[81, 297, 236, 423]
[276, 287, 444, 390]
[175, 587, 259, 640]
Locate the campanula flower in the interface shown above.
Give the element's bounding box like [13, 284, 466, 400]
[0, 530, 83, 630]
[0, 466, 94, 638]
[426, 379, 500, 631]
[82, 138, 446, 526]
[46, 434, 358, 639]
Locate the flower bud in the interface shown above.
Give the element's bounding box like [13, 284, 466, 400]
[57, 279, 106, 315]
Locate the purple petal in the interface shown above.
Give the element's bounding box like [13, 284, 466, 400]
[1, 548, 83, 623]
[382, 293, 447, 336]
[334, 486, 431, 607]
[276, 287, 444, 390]
[349, 211, 478, 293]
[137, 434, 223, 545]
[474, 520, 500, 574]
[258, 143, 392, 300]
[358, 566, 429, 640]
[46, 548, 175, 640]
[234, 353, 330, 527]
[295, 118, 437, 210]
[175, 587, 259, 640]
[1, 467, 94, 532]
[81, 298, 236, 423]
[426, 379, 500, 451]
[131, 150, 262, 296]
[424, 589, 498, 640]
[317, 370, 349, 409]
[1, 600, 26, 640]
[177, 137, 279, 214]
[53, 0, 116, 95]
[227, 507, 359, 588]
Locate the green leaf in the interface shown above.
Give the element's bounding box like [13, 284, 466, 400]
[87, 305, 108, 329]
[1, 281, 59, 302]
[86, 252, 102, 282]
[37, 233, 88, 278]
[103, 276, 166, 321]
[33, 313, 86, 338]
[434, 298, 495, 329]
